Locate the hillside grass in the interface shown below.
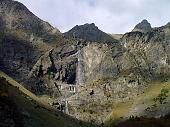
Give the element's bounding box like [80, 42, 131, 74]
[0, 71, 53, 108]
[105, 77, 170, 126]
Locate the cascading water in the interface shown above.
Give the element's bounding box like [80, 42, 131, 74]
[76, 48, 84, 87]
[74, 47, 86, 103]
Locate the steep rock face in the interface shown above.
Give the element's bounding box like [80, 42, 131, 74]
[122, 27, 170, 77]
[64, 23, 117, 42]
[0, 0, 69, 82]
[27, 41, 123, 96]
[76, 42, 123, 85]
[132, 19, 152, 33]
[0, 33, 41, 81]
[26, 40, 84, 96]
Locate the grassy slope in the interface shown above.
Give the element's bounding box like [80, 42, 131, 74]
[105, 78, 170, 126]
[0, 71, 52, 108]
[0, 71, 98, 127]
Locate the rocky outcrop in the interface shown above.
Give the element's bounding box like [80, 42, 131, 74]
[64, 23, 117, 42]
[122, 26, 170, 77]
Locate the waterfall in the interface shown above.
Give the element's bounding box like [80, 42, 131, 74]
[76, 49, 81, 86]
[76, 48, 85, 90]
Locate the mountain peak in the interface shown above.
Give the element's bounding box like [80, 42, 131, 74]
[0, 0, 60, 36]
[141, 19, 149, 23]
[132, 19, 152, 33]
[64, 23, 116, 42]
[74, 23, 98, 31]
[84, 23, 96, 27]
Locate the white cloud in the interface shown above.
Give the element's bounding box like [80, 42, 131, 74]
[16, 0, 170, 33]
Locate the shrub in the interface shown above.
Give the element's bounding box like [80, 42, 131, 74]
[154, 88, 169, 104]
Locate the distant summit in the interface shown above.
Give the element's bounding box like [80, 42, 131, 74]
[0, 0, 60, 35]
[132, 19, 152, 33]
[64, 23, 116, 42]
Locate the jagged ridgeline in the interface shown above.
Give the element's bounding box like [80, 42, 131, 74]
[0, 0, 170, 126]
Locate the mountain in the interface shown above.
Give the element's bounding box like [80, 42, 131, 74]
[132, 19, 152, 33]
[64, 23, 117, 42]
[0, 0, 170, 126]
[0, 0, 61, 42]
[0, 0, 73, 82]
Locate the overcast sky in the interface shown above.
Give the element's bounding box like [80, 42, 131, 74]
[16, 0, 170, 34]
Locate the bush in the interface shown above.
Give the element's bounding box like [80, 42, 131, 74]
[154, 88, 169, 104]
